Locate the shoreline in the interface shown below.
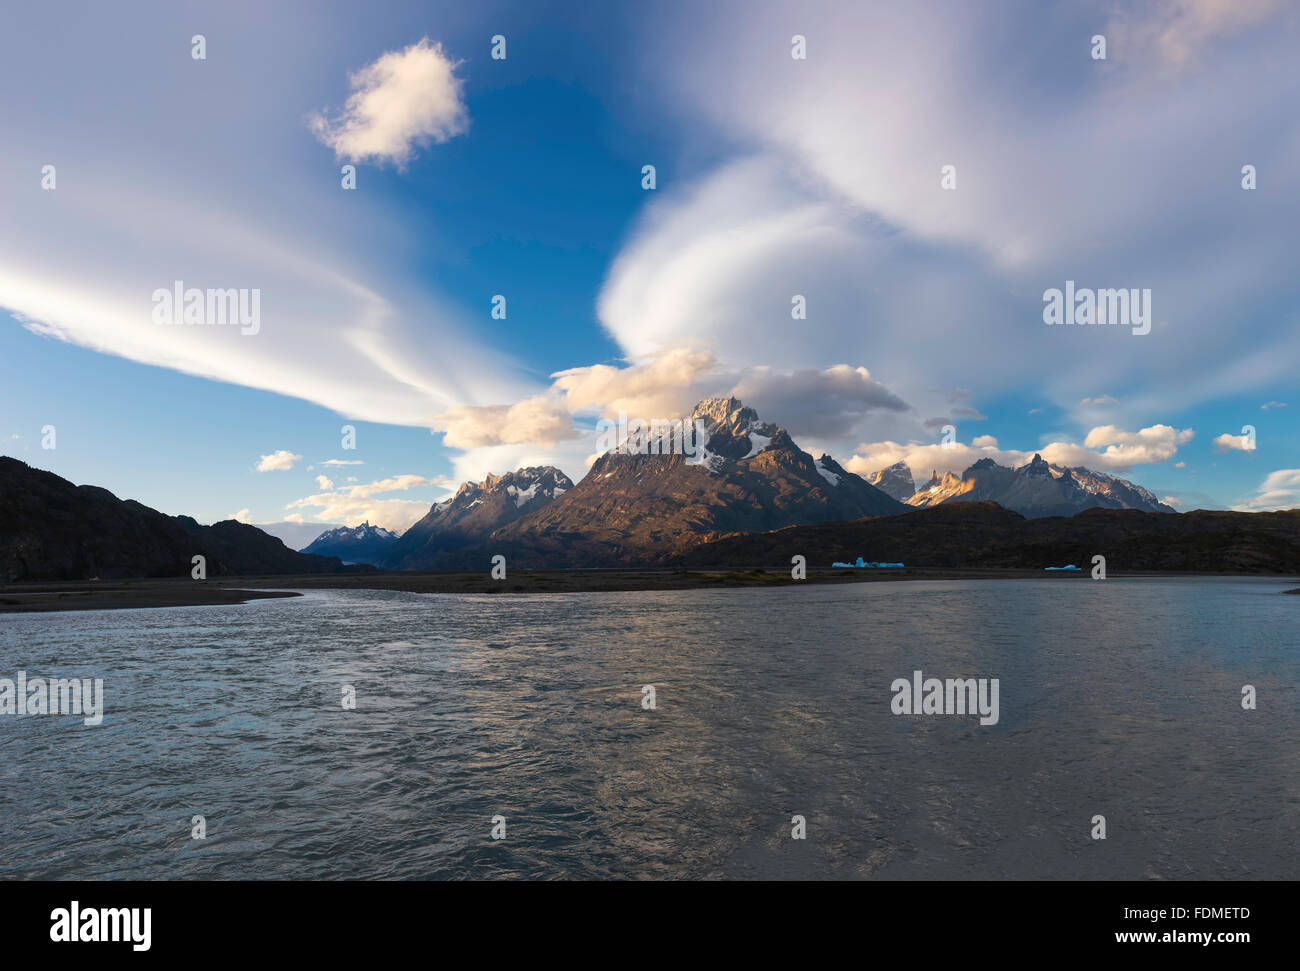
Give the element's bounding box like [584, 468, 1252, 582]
[2, 568, 1298, 613]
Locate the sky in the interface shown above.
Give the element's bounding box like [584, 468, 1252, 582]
[2, 0, 1298, 543]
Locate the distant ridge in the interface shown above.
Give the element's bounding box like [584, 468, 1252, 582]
[302, 522, 398, 565]
[897, 454, 1176, 517]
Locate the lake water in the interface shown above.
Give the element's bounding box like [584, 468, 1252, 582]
[1, 577, 1296, 879]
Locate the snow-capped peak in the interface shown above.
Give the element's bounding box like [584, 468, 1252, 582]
[316, 521, 397, 542]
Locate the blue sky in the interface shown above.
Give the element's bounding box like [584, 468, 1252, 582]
[2, 0, 1298, 541]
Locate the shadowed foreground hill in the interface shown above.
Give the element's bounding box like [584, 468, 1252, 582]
[674, 502, 1300, 574]
[0, 457, 359, 581]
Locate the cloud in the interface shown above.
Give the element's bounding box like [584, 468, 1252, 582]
[607, 0, 1300, 432]
[229, 508, 253, 523]
[1106, 0, 1287, 71]
[322, 459, 365, 466]
[0, 22, 530, 435]
[729, 364, 909, 439]
[1080, 425, 1195, 465]
[846, 423, 1193, 481]
[1231, 469, 1300, 511]
[1212, 431, 1253, 452]
[0, 193, 529, 430]
[433, 396, 582, 449]
[552, 346, 723, 418]
[286, 473, 455, 532]
[257, 450, 303, 472]
[315, 474, 334, 490]
[1080, 395, 1119, 406]
[310, 38, 469, 168]
[1261, 401, 1287, 410]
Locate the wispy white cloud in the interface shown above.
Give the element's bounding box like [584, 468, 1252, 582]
[1232, 469, 1300, 511]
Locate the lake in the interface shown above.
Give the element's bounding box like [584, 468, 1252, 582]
[1, 577, 1296, 879]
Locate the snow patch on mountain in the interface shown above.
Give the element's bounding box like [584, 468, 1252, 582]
[814, 456, 841, 487]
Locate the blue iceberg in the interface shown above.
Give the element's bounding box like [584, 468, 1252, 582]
[832, 558, 904, 569]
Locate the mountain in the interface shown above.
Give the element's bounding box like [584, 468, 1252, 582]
[905, 454, 1176, 518]
[1060, 465, 1175, 512]
[0, 457, 359, 581]
[677, 501, 1300, 574]
[438, 397, 907, 569]
[377, 466, 574, 570]
[865, 461, 917, 501]
[301, 522, 398, 565]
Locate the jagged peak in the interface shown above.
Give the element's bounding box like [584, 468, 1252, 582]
[449, 466, 574, 504]
[314, 521, 397, 540]
[1022, 453, 1052, 475]
[690, 396, 751, 424]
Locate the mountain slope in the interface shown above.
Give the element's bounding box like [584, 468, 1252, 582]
[0, 457, 356, 580]
[301, 522, 398, 564]
[1061, 465, 1175, 512]
[377, 466, 574, 570]
[441, 397, 907, 568]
